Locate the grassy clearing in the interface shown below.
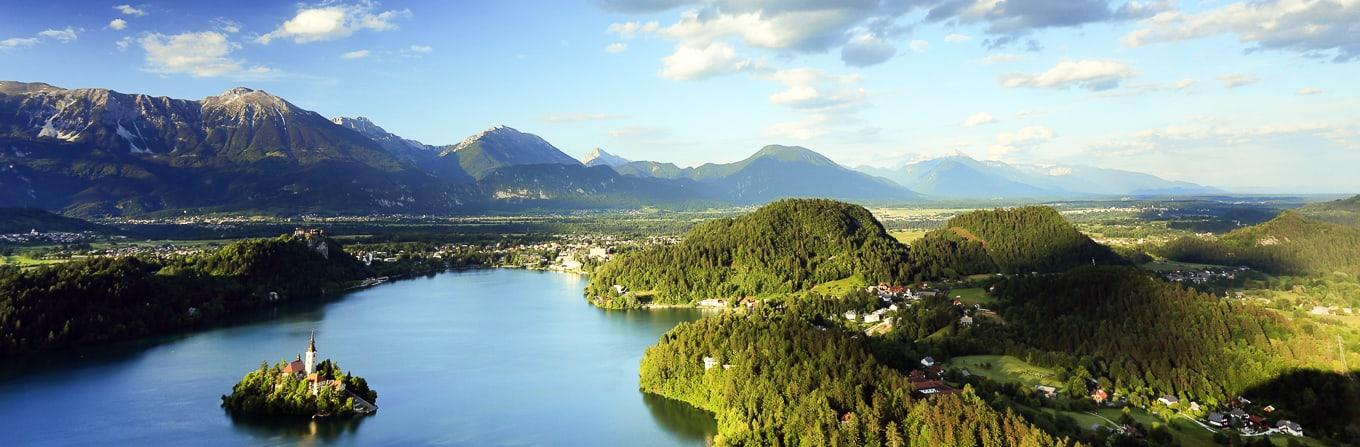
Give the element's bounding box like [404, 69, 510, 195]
[811, 275, 867, 297]
[949, 287, 996, 305]
[947, 355, 1061, 389]
[889, 229, 929, 245]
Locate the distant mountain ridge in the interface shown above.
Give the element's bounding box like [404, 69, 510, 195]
[859, 153, 1220, 198]
[608, 145, 919, 204]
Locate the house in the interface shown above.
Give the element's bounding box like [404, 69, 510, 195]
[699, 298, 728, 308]
[1277, 420, 1303, 436]
[703, 356, 719, 370]
[1262, 405, 1275, 413]
[1158, 395, 1180, 406]
[1035, 385, 1057, 398]
[908, 370, 927, 381]
[926, 365, 945, 378]
[959, 315, 974, 326]
[863, 313, 881, 324]
[920, 356, 936, 367]
[612, 284, 627, 294]
[1091, 389, 1109, 404]
[1229, 408, 1247, 422]
[1207, 412, 1227, 428]
[911, 380, 961, 398]
[844, 310, 858, 321]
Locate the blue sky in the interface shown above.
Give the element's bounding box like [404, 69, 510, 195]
[1, 0, 1357, 192]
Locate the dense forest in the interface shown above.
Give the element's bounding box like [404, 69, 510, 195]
[933, 207, 1125, 273]
[1159, 211, 1360, 276]
[586, 199, 915, 308]
[587, 200, 1128, 308]
[0, 234, 367, 356]
[639, 311, 1074, 446]
[221, 359, 377, 418]
[986, 266, 1328, 407]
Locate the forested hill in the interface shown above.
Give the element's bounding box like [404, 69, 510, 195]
[1297, 194, 1360, 227]
[0, 233, 366, 357]
[0, 208, 102, 233]
[640, 312, 1072, 446]
[989, 266, 1326, 407]
[586, 199, 914, 308]
[1160, 210, 1360, 276]
[909, 206, 1123, 277]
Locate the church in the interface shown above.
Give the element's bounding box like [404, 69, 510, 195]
[280, 331, 344, 395]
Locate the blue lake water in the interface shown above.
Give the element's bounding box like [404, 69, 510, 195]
[0, 269, 716, 446]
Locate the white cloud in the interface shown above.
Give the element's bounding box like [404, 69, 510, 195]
[963, 112, 997, 127]
[2, 27, 79, 51]
[1001, 60, 1137, 91]
[765, 68, 866, 111]
[607, 21, 659, 39]
[544, 113, 625, 123]
[259, 2, 411, 44]
[116, 36, 132, 51]
[908, 39, 929, 53]
[109, 19, 128, 31]
[341, 49, 370, 59]
[944, 33, 971, 43]
[606, 42, 628, 53]
[974, 53, 1026, 64]
[140, 31, 274, 78]
[767, 114, 833, 141]
[1123, 0, 1360, 62]
[115, 4, 147, 17]
[1217, 73, 1259, 88]
[1015, 109, 1048, 119]
[1088, 120, 1352, 157]
[0, 37, 40, 50]
[1297, 87, 1322, 95]
[840, 33, 895, 67]
[212, 18, 243, 34]
[991, 126, 1056, 158]
[659, 42, 753, 81]
[400, 45, 432, 57]
[38, 28, 78, 43]
[1172, 78, 1195, 90]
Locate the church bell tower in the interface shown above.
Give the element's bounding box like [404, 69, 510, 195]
[305, 330, 317, 375]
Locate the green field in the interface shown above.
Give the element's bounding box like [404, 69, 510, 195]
[0, 254, 68, 268]
[889, 229, 928, 245]
[949, 287, 996, 305]
[947, 355, 1061, 388]
[1140, 259, 1231, 272]
[811, 275, 867, 297]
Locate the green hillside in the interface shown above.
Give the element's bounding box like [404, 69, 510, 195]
[1160, 211, 1360, 276]
[1297, 194, 1360, 227]
[640, 312, 1071, 446]
[586, 199, 913, 308]
[909, 206, 1123, 276]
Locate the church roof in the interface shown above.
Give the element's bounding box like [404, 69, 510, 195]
[283, 359, 305, 374]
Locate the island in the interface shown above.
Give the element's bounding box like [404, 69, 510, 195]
[221, 331, 378, 418]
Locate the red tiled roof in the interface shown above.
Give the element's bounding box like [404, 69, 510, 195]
[282, 360, 305, 374]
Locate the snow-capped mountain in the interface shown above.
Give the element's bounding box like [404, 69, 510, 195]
[582, 148, 630, 167]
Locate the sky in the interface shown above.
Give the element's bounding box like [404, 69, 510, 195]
[1, 0, 1357, 193]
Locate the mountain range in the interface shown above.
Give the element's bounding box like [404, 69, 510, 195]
[857, 152, 1220, 199]
[0, 81, 1217, 216]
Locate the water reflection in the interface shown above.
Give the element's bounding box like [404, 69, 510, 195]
[642, 392, 717, 444]
[227, 411, 369, 445]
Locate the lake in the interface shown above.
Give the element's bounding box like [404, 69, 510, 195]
[0, 269, 717, 446]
